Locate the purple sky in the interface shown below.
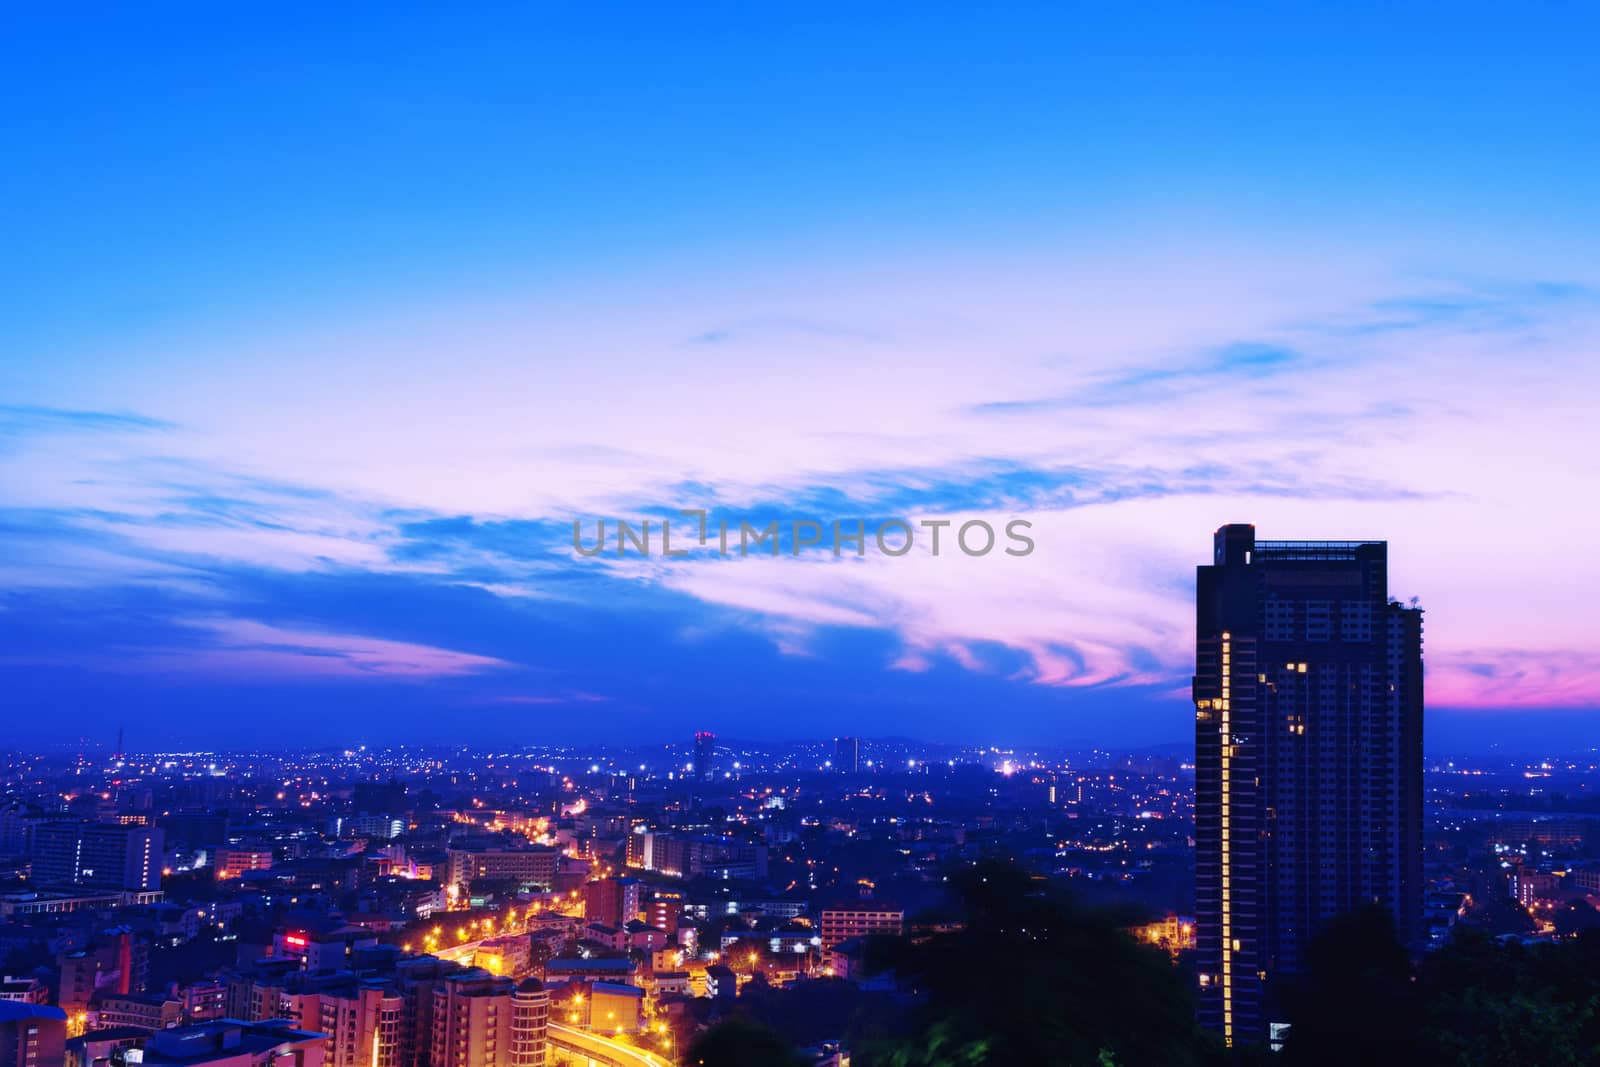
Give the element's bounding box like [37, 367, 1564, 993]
[3, 7, 1598, 748]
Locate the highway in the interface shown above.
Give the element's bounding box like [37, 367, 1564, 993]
[548, 1022, 671, 1067]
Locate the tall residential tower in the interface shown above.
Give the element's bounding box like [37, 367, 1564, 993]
[693, 731, 716, 782]
[1194, 524, 1423, 1047]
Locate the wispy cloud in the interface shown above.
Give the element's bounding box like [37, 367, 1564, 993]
[0, 403, 173, 437]
[1430, 648, 1600, 709]
[686, 316, 884, 346]
[160, 618, 513, 680]
[969, 341, 1304, 415]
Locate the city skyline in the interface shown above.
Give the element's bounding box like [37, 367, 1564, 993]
[5, 8, 1600, 749]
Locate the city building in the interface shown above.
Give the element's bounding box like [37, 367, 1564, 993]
[344, 814, 407, 841]
[0, 887, 164, 919]
[0, 977, 47, 1005]
[213, 847, 273, 880]
[644, 889, 683, 934]
[273, 925, 381, 972]
[693, 732, 716, 782]
[1509, 868, 1561, 908]
[0, 1001, 67, 1067]
[59, 929, 148, 1029]
[134, 1019, 328, 1066]
[1129, 915, 1197, 957]
[1490, 820, 1584, 848]
[316, 982, 404, 1067]
[509, 979, 550, 1066]
[65, 1025, 148, 1067]
[174, 980, 228, 1025]
[833, 737, 860, 774]
[820, 903, 904, 971]
[582, 876, 641, 929]
[471, 935, 534, 980]
[89, 990, 182, 1032]
[222, 951, 539, 1067]
[444, 843, 558, 896]
[29, 822, 162, 892]
[543, 959, 636, 987]
[704, 964, 737, 1002]
[1194, 524, 1424, 1046]
[625, 831, 767, 880]
[428, 970, 530, 1067]
[552, 979, 641, 1035]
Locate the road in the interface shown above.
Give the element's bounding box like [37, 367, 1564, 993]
[548, 1022, 671, 1067]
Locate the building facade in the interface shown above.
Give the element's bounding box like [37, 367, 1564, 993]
[693, 732, 716, 782]
[30, 822, 162, 892]
[509, 979, 549, 1067]
[582, 877, 641, 929]
[1194, 524, 1423, 1046]
[820, 904, 904, 972]
[833, 737, 860, 774]
[429, 971, 520, 1067]
[445, 844, 558, 896]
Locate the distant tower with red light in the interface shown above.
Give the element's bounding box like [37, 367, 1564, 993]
[693, 732, 715, 782]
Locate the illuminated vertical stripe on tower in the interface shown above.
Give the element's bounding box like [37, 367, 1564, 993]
[1219, 632, 1233, 1046]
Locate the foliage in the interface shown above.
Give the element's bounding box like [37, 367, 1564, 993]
[685, 1017, 812, 1067]
[1282, 917, 1600, 1067]
[861, 862, 1209, 1067]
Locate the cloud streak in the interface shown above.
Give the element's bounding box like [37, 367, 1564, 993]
[155, 618, 514, 680]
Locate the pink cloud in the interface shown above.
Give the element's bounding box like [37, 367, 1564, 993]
[1428, 648, 1600, 709]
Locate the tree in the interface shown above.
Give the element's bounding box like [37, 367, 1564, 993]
[1279, 906, 1420, 1066]
[865, 862, 1208, 1067]
[1422, 985, 1596, 1066]
[1417, 926, 1600, 1064]
[686, 1018, 811, 1067]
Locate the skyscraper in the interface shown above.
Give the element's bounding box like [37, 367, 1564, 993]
[1194, 524, 1423, 1047]
[834, 736, 860, 774]
[693, 731, 715, 782]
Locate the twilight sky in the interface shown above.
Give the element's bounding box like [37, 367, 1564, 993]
[3, 6, 1598, 750]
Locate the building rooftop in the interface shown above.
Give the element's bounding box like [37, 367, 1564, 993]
[546, 957, 635, 973]
[0, 1000, 66, 1023]
[1251, 540, 1384, 561]
[589, 981, 643, 998]
[66, 1026, 152, 1047]
[139, 1020, 327, 1064]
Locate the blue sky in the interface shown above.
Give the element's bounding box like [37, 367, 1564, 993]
[3, 6, 1599, 749]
